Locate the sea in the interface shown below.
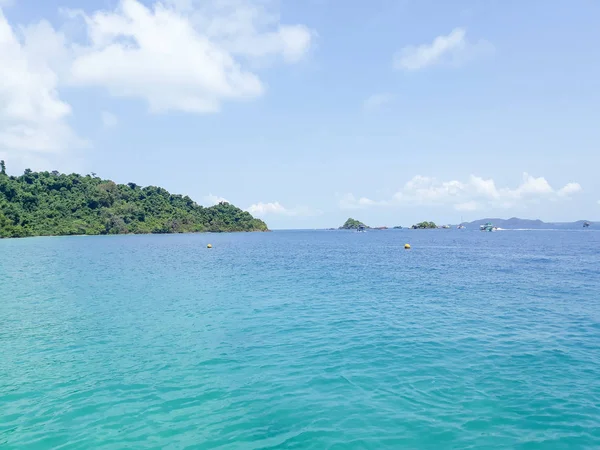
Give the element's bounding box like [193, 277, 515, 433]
[1, 229, 600, 449]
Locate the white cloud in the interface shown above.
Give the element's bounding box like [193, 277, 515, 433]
[165, 0, 314, 63]
[394, 176, 467, 203]
[469, 175, 499, 199]
[247, 201, 287, 215]
[338, 193, 388, 210]
[204, 193, 229, 206]
[247, 201, 320, 217]
[0, 10, 85, 165]
[516, 173, 553, 196]
[340, 173, 583, 211]
[0, 0, 313, 168]
[393, 27, 492, 71]
[363, 93, 392, 112]
[558, 182, 582, 197]
[67, 0, 314, 113]
[198, 10, 312, 64]
[101, 111, 118, 128]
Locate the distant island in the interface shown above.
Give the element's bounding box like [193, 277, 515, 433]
[411, 221, 437, 229]
[0, 163, 268, 238]
[461, 217, 593, 230]
[338, 218, 399, 230]
[333, 217, 594, 232]
[339, 218, 369, 230]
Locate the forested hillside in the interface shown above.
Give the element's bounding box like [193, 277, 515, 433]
[0, 162, 268, 238]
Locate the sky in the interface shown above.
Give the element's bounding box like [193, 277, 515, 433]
[1, 0, 599, 228]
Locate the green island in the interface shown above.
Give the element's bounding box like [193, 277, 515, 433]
[339, 218, 369, 230]
[411, 221, 437, 229]
[0, 162, 268, 238]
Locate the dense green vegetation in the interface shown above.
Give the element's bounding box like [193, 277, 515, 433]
[339, 218, 369, 230]
[0, 163, 268, 238]
[411, 221, 437, 229]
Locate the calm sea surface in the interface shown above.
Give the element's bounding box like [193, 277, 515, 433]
[1, 230, 600, 449]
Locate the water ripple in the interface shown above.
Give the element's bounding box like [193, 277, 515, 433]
[1, 230, 600, 448]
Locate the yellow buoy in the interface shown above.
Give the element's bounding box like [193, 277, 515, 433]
[404, 243, 411, 249]
[207, 244, 212, 249]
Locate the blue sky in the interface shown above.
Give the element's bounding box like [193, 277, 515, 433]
[1, 0, 599, 228]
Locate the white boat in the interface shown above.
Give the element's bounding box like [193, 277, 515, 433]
[480, 222, 494, 232]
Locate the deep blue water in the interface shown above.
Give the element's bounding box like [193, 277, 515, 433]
[1, 230, 600, 449]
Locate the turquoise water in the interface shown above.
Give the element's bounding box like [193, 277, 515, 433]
[2, 230, 600, 449]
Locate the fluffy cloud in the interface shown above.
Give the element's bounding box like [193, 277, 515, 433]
[0, 0, 314, 165]
[558, 183, 582, 197]
[338, 193, 388, 209]
[340, 173, 582, 211]
[204, 193, 230, 206]
[363, 93, 392, 112]
[0, 10, 85, 165]
[247, 201, 287, 215]
[177, 0, 314, 64]
[393, 27, 492, 71]
[247, 201, 320, 217]
[67, 0, 313, 113]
